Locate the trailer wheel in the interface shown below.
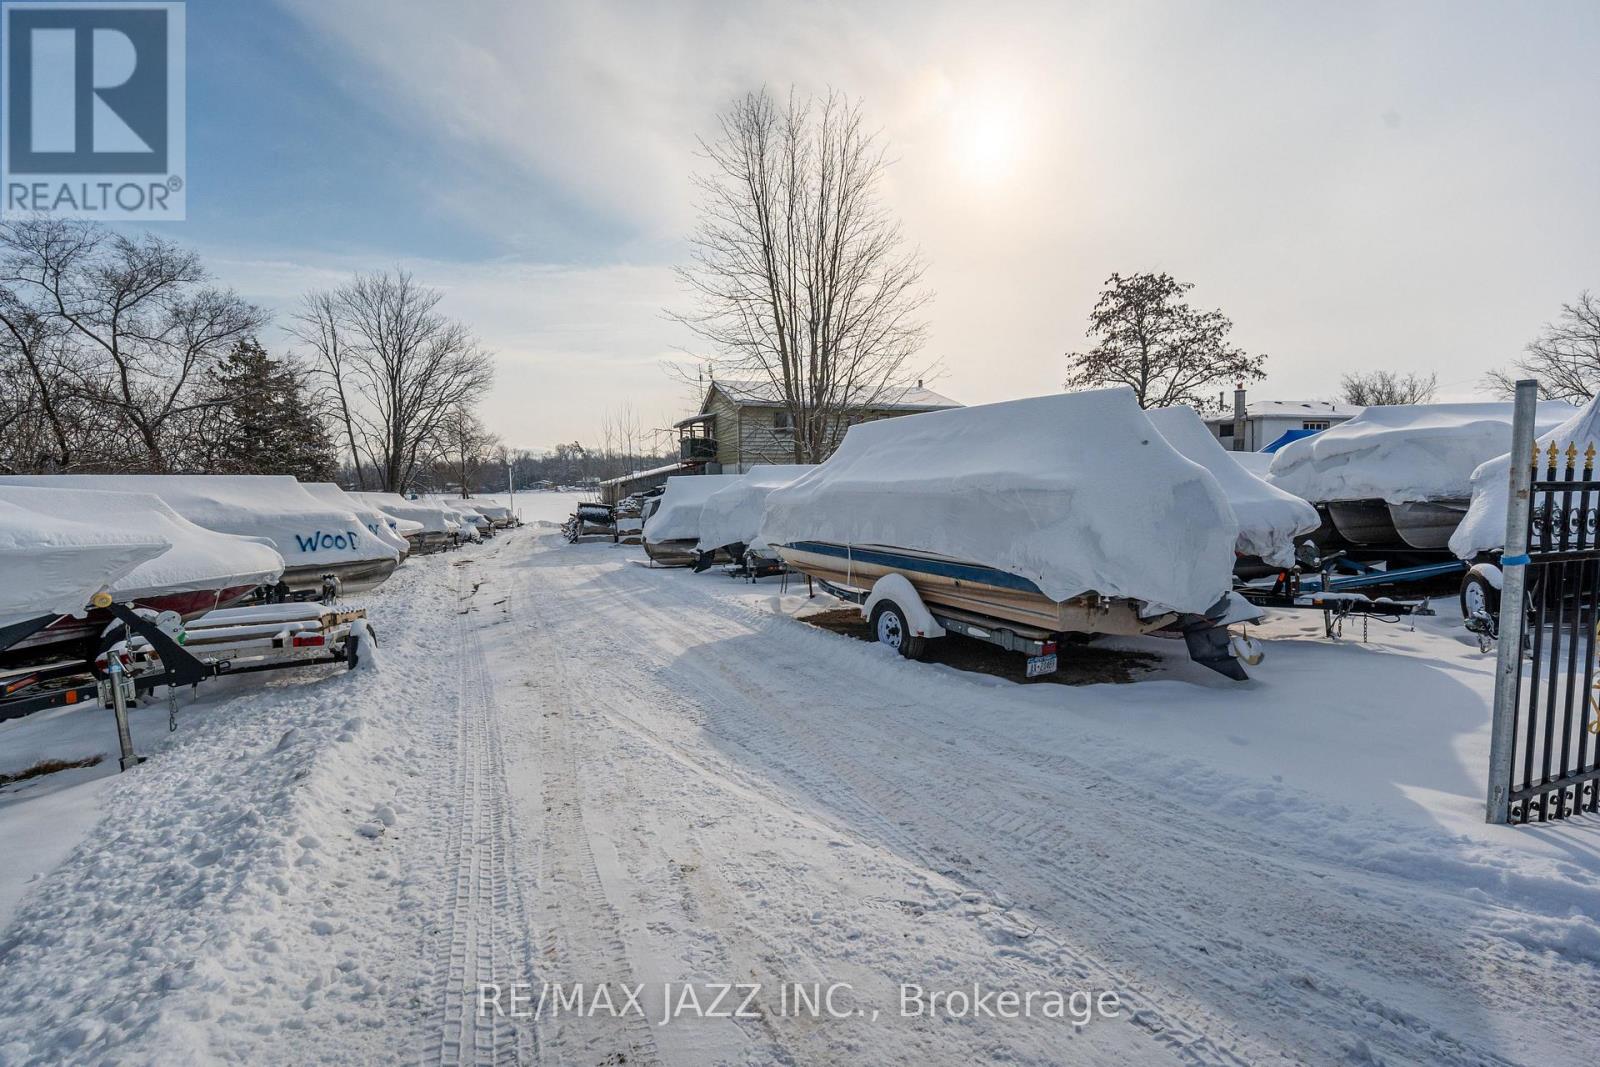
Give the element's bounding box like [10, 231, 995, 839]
[1460, 570, 1500, 622]
[346, 625, 377, 670]
[870, 600, 927, 660]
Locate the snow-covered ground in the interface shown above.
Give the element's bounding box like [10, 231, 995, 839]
[2, 527, 1598, 1065]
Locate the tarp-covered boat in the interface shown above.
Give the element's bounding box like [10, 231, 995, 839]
[1452, 393, 1600, 559]
[304, 483, 411, 560]
[694, 464, 814, 569]
[1147, 406, 1319, 568]
[0, 485, 285, 657]
[355, 492, 460, 552]
[1266, 402, 1573, 549]
[0, 498, 169, 653]
[760, 389, 1255, 677]
[0, 475, 398, 594]
[644, 474, 746, 566]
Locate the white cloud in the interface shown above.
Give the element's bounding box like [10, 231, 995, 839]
[261, 0, 1600, 441]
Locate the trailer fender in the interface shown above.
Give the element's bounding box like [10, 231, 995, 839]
[862, 574, 946, 639]
[1469, 562, 1503, 591]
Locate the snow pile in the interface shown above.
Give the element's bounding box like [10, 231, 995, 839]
[0, 475, 393, 572]
[1147, 406, 1319, 566]
[696, 465, 815, 553]
[1451, 394, 1600, 558]
[644, 474, 746, 544]
[0, 500, 169, 630]
[1266, 402, 1573, 504]
[759, 388, 1239, 614]
[303, 483, 407, 558]
[0, 486, 283, 604]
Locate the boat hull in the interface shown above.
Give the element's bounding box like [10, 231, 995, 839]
[1326, 499, 1402, 546]
[645, 539, 731, 567]
[281, 557, 398, 595]
[0, 583, 264, 660]
[775, 541, 1176, 637]
[1387, 499, 1468, 550]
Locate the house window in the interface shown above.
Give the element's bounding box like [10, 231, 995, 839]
[773, 409, 792, 431]
[1218, 423, 1233, 438]
[1303, 420, 1330, 431]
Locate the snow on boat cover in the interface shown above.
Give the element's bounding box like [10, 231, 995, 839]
[1451, 393, 1600, 558]
[695, 465, 814, 553]
[1266, 402, 1573, 505]
[1146, 406, 1319, 567]
[0, 486, 284, 603]
[645, 474, 746, 545]
[353, 493, 459, 536]
[759, 388, 1239, 615]
[0, 475, 389, 571]
[0, 500, 168, 631]
[303, 483, 407, 558]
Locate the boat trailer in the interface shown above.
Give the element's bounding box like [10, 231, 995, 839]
[0, 599, 373, 768]
[1239, 550, 1460, 637]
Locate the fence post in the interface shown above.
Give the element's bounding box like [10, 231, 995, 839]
[1486, 379, 1539, 823]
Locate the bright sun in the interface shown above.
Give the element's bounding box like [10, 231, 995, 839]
[949, 91, 1024, 185]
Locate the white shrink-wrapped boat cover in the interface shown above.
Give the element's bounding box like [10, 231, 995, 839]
[0, 474, 390, 571]
[759, 388, 1239, 615]
[1147, 406, 1319, 567]
[1229, 451, 1275, 477]
[0, 500, 169, 629]
[695, 465, 815, 553]
[355, 493, 459, 536]
[465, 499, 511, 521]
[0, 486, 284, 601]
[303, 483, 405, 558]
[1451, 394, 1600, 558]
[1266, 402, 1573, 505]
[645, 475, 746, 545]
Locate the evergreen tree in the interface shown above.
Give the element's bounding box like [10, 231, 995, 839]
[204, 339, 338, 481]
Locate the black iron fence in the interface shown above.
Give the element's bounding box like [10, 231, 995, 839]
[1500, 442, 1600, 823]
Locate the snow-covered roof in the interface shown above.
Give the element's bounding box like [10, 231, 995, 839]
[1204, 400, 1362, 422]
[599, 462, 688, 487]
[703, 378, 960, 412]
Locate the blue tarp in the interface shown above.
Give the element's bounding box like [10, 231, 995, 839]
[1263, 427, 1323, 453]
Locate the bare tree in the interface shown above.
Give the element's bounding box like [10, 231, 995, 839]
[1065, 273, 1265, 414]
[672, 88, 931, 462]
[1339, 370, 1438, 406]
[437, 404, 498, 496]
[298, 270, 494, 493]
[0, 218, 264, 470]
[291, 290, 369, 488]
[1485, 291, 1600, 401]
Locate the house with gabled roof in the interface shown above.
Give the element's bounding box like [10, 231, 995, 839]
[672, 376, 961, 474]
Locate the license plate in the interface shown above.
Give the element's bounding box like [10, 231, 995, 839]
[1025, 653, 1058, 678]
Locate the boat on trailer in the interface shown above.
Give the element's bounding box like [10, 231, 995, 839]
[643, 474, 746, 566]
[0, 475, 398, 597]
[0, 486, 285, 662]
[759, 389, 1262, 680]
[776, 540, 1256, 679]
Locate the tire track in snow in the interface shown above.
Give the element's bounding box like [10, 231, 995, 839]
[426, 565, 538, 1066]
[541, 543, 1539, 1066]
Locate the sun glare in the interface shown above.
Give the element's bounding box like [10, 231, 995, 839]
[949, 90, 1025, 185]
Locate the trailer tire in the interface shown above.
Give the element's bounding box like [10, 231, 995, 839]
[346, 625, 377, 670]
[869, 600, 927, 660]
[1460, 570, 1500, 622]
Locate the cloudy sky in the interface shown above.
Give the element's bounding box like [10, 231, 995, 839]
[173, 0, 1600, 449]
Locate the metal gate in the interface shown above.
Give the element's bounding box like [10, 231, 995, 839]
[1487, 383, 1600, 823]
